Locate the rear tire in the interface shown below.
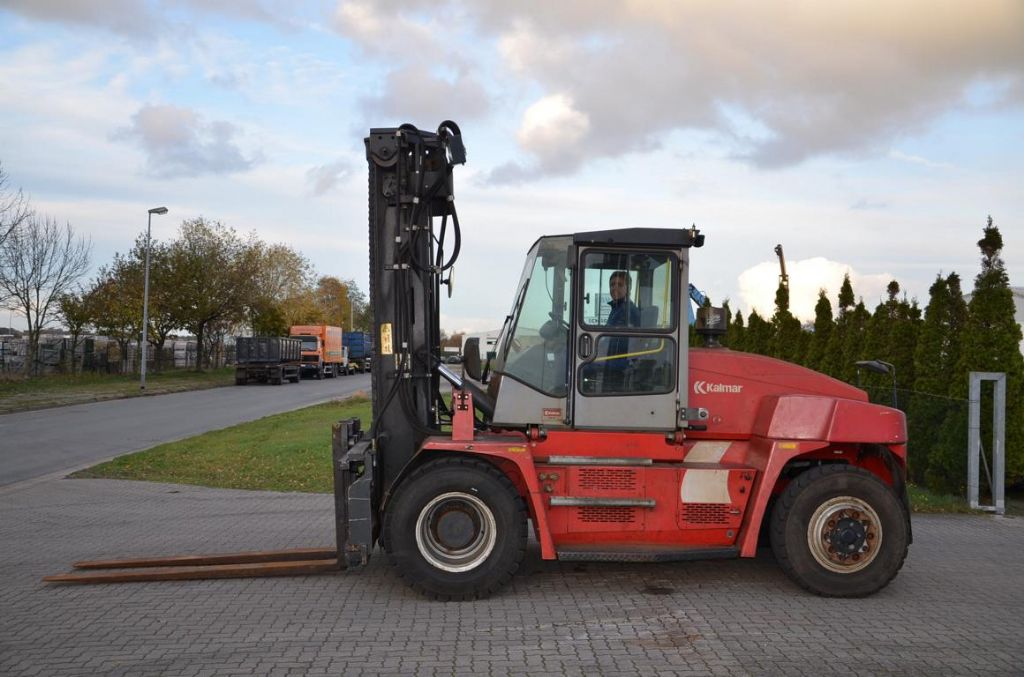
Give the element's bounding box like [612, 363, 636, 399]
[383, 457, 527, 600]
[771, 464, 908, 597]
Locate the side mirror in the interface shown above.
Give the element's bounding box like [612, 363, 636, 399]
[463, 337, 482, 381]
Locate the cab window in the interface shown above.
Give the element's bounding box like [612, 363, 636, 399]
[578, 336, 675, 396]
[580, 251, 675, 331]
[502, 237, 572, 397]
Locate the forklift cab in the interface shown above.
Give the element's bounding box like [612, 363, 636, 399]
[487, 227, 703, 431]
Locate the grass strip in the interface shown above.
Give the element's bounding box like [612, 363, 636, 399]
[907, 483, 977, 514]
[72, 397, 371, 493]
[0, 368, 235, 414]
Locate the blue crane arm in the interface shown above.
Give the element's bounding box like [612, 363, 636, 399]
[687, 283, 707, 325]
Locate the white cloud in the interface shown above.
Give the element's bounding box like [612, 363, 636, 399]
[737, 257, 894, 321]
[306, 160, 351, 196]
[888, 149, 954, 170]
[363, 0, 1024, 178]
[517, 94, 590, 164]
[331, 0, 445, 59]
[114, 104, 260, 178]
[358, 64, 490, 124]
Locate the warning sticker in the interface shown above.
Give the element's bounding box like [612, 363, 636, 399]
[380, 323, 393, 355]
[542, 408, 563, 423]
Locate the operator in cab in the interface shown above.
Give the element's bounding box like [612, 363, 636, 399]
[605, 270, 640, 390]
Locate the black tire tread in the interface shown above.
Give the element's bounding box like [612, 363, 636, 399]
[383, 456, 528, 601]
[770, 463, 909, 598]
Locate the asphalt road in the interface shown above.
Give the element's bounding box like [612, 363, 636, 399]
[0, 373, 371, 489]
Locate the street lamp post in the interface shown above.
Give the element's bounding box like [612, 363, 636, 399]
[141, 206, 168, 390]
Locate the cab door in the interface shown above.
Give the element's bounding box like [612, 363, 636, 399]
[572, 247, 681, 431]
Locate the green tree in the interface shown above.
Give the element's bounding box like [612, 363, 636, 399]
[944, 272, 969, 379]
[821, 273, 856, 378]
[805, 290, 833, 372]
[247, 243, 315, 335]
[89, 256, 144, 372]
[860, 280, 917, 395]
[837, 300, 870, 384]
[718, 299, 735, 349]
[770, 281, 803, 363]
[729, 306, 746, 351]
[56, 287, 94, 374]
[125, 235, 181, 371]
[745, 309, 772, 355]
[930, 218, 1024, 492]
[166, 218, 256, 370]
[909, 275, 959, 483]
[314, 276, 353, 330]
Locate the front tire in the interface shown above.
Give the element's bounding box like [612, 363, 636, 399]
[383, 457, 527, 600]
[771, 464, 909, 597]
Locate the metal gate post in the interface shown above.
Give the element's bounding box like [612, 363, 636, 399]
[967, 371, 1006, 515]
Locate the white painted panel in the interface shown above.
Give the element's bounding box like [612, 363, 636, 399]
[685, 441, 730, 463]
[680, 469, 731, 503]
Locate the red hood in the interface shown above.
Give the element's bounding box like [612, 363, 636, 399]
[692, 348, 866, 400]
[689, 348, 868, 438]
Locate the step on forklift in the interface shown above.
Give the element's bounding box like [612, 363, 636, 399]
[47, 121, 910, 599]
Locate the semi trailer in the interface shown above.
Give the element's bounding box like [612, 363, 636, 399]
[47, 121, 911, 601]
[234, 336, 301, 385]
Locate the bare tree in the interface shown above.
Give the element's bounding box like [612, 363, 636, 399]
[0, 163, 32, 270]
[0, 215, 91, 374]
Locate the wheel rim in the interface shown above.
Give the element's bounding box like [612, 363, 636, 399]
[415, 492, 497, 573]
[806, 495, 882, 574]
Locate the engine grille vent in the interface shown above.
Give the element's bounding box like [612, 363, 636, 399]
[578, 468, 638, 491]
[578, 506, 637, 523]
[680, 503, 730, 525]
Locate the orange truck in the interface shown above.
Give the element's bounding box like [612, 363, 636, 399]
[289, 325, 349, 378]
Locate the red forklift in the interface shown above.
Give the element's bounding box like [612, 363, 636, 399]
[336, 121, 910, 600]
[47, 121, 910, 599]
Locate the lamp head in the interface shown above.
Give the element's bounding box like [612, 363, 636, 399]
[855, 359, 892, 375]
[148, 206, 168, 215]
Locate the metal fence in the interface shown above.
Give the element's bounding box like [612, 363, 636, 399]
[0, 337, 235, 376]
[859, 384, 1004, 499]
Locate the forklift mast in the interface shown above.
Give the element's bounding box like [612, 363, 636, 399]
[364, 123, 466, 495]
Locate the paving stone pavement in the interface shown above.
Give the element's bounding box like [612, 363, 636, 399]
[1, 478, 1022, 676]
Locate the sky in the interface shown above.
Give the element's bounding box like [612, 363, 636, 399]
[1, 0, 1022, 333]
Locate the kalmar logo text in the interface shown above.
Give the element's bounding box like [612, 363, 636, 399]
[693, 381, 743, 395]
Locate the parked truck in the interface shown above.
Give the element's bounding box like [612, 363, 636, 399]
[234, 336, 301, 385]
[343, 331, 373, 373]
[290, 325, 347, 378]
[47, 121, 911, 602]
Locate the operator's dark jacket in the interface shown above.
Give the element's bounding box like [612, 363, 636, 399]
[607, 298, 641, 370]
